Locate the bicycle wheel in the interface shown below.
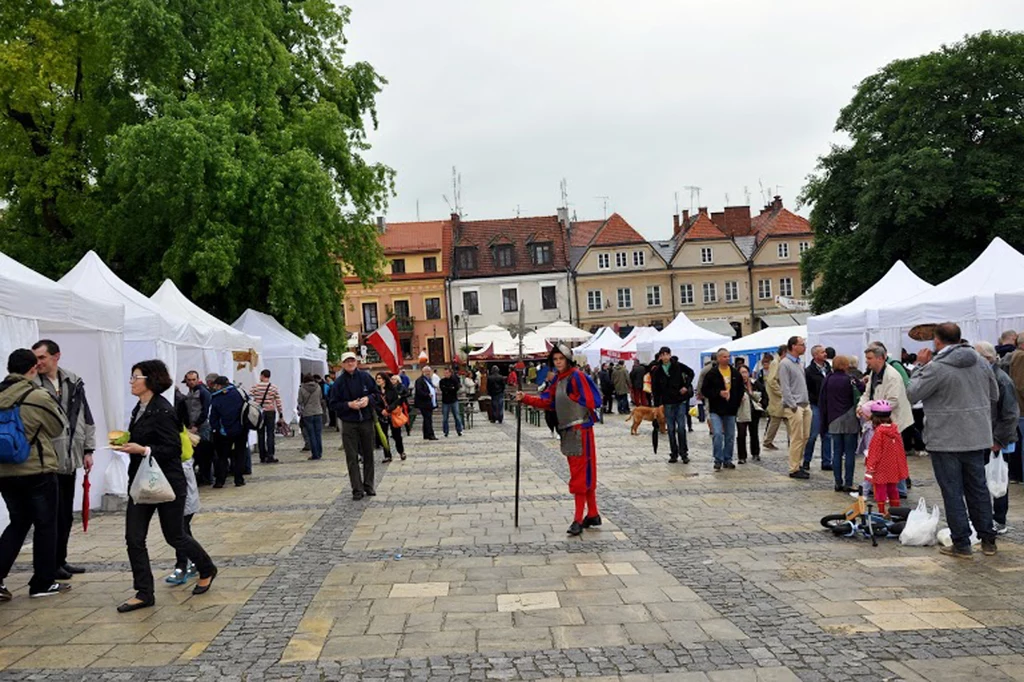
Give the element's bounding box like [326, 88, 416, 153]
[888, 507, 912, 520]
[888, 521, 906, 536]
[821, 514, 854, 535]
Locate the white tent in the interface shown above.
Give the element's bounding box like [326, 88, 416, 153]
[874, 239, 1024, 354]
[304, 333, 329, 366]
[807, 261, 933, 360]
[60, 251, 225, 425]
[233, 309, 328, 421]
[637, 312, 731, 374]
[152, 280, 261, 357]
[572, 326, 613, 354]
[469, 331, 550, 359]
[576, 327, 627, 369]
[600, 326, 659, 366]
[534, 320, 593, 343]
[700, 325, 806, 368]
[0, 250, 125, 514]
[467, 324, 514, 348]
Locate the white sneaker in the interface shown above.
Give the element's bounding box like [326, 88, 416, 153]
[994, 522, 1010, 535]
[30, 583, 71, 598]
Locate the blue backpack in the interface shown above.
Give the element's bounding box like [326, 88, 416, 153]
[0, 388, 35, 465]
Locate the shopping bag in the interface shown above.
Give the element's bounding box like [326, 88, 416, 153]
[986, 452, 1009, 498]
[937, 525, 981, 547]
[129, 454, 176, 504]
[899, 497, 940, 546]
[104, 450, 130, 497]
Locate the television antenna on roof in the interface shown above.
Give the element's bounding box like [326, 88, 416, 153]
[595, 196, 610, 219]
[442, 166, 464, 217]
[560, 178, 570, 209]
[683, 186, 701, 212]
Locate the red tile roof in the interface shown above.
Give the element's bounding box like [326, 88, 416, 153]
[451, 215, 568, 278]
[682, 212, 731, 241]
[752, 207, 812, 244]
[569, 220, 604, 248]
[591, 213, 646, 246]
[379, 221, 448, 255]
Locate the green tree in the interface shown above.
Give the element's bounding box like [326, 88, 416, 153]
[801, 31, 1024, 313]
[0, 1, 392, 355]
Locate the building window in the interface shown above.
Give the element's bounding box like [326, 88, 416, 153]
[777, 243, 790, 259]
[633, 251, 645, 267]
[725, 281, 739, 302]
[598, 253, 610, 269]
[587, 290, 603, 312]
[703, 282, 717, 304]
[456, 247, 477, 271]
[423, 257, 438, 273]
[758, 279, 772, 300]
[541, 285, 557, 310]
[531, 242, 553, 266]
[391, 259, 405, 275]
[494, 245, 514, 269]
[362, 302, 378, 332]
[700, 247, 713, 264]
[394, 300, 411, 326]
[615, 252, 627, 268]
[679, 283, 694, 306]
[425, 297, 442, 320]
[617, 288, 632, 309]
[502, 288, 518, 312]
[799, 241, 810, 254]
[780, 277, 793, 297]
[462, 291, 479, 315]
[646, 285, 661, 307]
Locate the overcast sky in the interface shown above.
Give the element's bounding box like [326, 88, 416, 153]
[343, 1, 1023, 241]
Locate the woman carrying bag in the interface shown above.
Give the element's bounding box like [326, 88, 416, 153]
[113, 360, 217, 613]
[380, 373, 408, 461]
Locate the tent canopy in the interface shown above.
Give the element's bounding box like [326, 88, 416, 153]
[573, 326, 613, 353]
[809, 261, 933, 333]
[467, 324, 514, 347]
[534, 320, 593, 342]
[700, 325, 806, 367]
[233, 309, 315, 361]
[152, 280, 261, 354]
[600, 326, 658, 364]
[638, 312, 731, 372]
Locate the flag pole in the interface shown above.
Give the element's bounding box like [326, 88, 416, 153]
[514, 304, 525, 528]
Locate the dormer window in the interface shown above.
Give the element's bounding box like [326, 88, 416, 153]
[494, 244, 514, 268]
[531, 242, 553, 266]
[456, 247, 477, 271]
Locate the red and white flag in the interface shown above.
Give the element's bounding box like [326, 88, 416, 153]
[366, 318, 402, 375]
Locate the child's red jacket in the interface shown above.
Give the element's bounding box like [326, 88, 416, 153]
[865, 423, 909, 484]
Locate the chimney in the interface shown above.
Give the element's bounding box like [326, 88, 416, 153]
[772, 195, 783, 212]
[682, 209, 690, 224]
[557, 206, 570, 230]
[672, 214, 681, 235]
[711, 211, 725, 229]
[698, 206, 708, 216]
[723, 206, 752, 237]
[376, 216, 387, 234]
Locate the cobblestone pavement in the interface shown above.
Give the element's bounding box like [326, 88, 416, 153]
[2, 406, 1024, 681]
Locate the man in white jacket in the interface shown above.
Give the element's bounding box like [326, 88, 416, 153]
[859, 344, 914, 496]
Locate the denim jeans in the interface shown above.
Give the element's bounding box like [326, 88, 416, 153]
[442, 402, 463, 436]
[616, 395, 629, 414]
[931, 449, 995, 549]
[803, 405, 833, 468]
[663, 403, 688, 459]
[830, 433, 858, 488]
[709, 413, 736, 465]
[491, 395, 504, 423]
[302, 414, 324, 459]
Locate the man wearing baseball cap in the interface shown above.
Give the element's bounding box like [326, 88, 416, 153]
[328, 353, 379, 499]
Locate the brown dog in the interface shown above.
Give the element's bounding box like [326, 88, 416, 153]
[626, 405, 667, 435]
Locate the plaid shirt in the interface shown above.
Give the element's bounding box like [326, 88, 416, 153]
[250, 381, 283, 416]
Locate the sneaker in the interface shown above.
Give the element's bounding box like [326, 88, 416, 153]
[724, 462, 736, 470]
[681, 455, 690, 464]
[713, 462, 722, 471]
[566, 521, 583, 536]
[994, 522, 1010, 535]
[165, 568, 188, 585]
[30, 583, 71, 598]
[668, 457, 678, 464]
[939, 545, 973, 559]
[0, 584, 10, 602]
[582, 514, 602, 529]
[982, 539, 998, 556]
[186, 562, 198, 579]
[789, 470, 810, 480]
[835, 484, 845, 492]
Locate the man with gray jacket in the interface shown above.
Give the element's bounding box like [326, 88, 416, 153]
[909, 323, 999, 558]
[32, 340, 94, 580]
[976, 341, 1020, 534]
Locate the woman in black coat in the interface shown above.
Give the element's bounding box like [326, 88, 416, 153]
[379, 373, 408, 461]
[113, 360, 217, 613]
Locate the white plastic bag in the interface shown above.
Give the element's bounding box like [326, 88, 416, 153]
[129, 455, 176, 504]
[104, 450, 130, 497]
[986, 452, 1009, 499]
[899, 497, 940, 546]
[937, 525, 981, 547]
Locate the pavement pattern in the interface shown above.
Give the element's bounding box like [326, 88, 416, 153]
[1, 404, 1024, 680]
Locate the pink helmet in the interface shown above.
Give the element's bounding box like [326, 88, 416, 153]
[868, 399, 892, 416]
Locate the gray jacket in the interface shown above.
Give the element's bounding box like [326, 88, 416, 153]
[778, 356, 809, 409]
[297, 381, 324, 417]
[992, 364, 1020, 449]
[34, 368, 95, 475]
[908, 345, 998, 453]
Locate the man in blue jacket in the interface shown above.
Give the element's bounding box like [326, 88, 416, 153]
[329, 353, 378, 500]
[209, 376, 247, 488]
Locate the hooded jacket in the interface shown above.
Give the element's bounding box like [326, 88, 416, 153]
[611, 365, 631, 395]
[0, 374, 67, 477]
[649, 358, 694, 407]
[34, 368, 96, 475]
[209, 384, 246, 438]
[992, 363, 1020, 449]
[908, 345, 999, 453]
[297, 381, 324, 417]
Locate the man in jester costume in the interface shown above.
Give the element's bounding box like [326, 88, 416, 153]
[516, 344, 603, 536]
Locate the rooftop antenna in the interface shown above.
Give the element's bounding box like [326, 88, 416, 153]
[775, 184, 784, 197]
[743, 186, 751, 206]
[724, 192, 730, 206]
[595, 195, 610, 219]
[560, 178, 569, 209]
[442, 166, 464, 217]
[683, 185, 701, 212]
[674, 191, 680, 216]
[416, 199, 421, 222]
[515, 204, 521, 218]
[758, 179, 767, 205]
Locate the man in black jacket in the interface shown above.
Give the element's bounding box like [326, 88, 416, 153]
[328, 352, 379, 499]
[649, 346, 695, 464]
[803, 344, 834, 471]
[629, 361, 647, 407]
[701, 348, 745, 471]
[414, 367, 440, 440]
[439, 367, 463, 437]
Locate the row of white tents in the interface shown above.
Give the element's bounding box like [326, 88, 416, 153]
[0, 249, 328, 514]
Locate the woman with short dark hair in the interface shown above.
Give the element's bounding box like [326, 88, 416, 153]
[113, 360, 217, 612]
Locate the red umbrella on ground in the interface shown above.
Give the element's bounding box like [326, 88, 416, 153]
[81, 472, 90, 532]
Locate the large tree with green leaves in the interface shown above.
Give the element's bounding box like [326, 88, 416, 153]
[801, 31, 1024, 313]
[0, 0, 392, 355]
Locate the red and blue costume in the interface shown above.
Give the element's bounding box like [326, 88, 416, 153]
[522, 367, 602, 524]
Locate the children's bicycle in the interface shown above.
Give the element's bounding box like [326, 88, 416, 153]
[820, 495, 911, 546]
